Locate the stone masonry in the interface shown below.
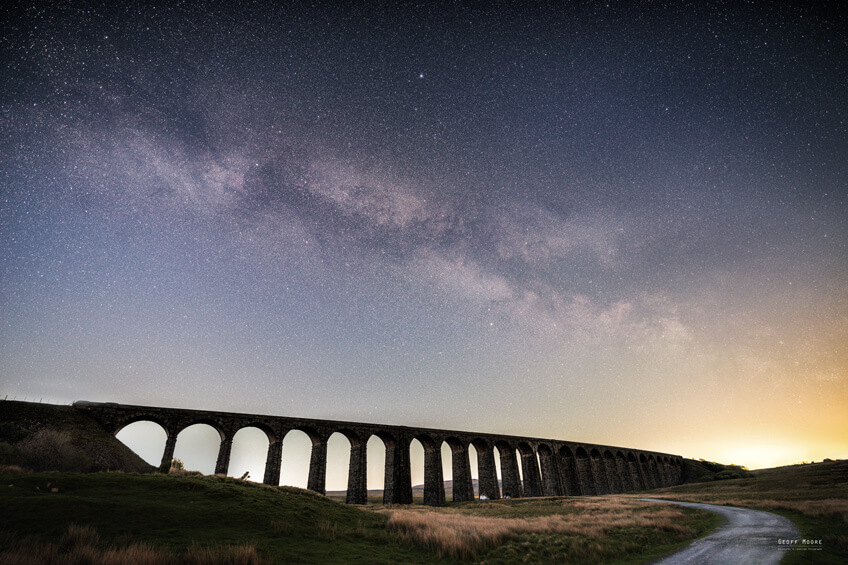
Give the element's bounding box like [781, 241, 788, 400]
[74, 400, 684, 506]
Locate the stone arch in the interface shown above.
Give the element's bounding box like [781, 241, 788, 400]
[227, 425, 271, 480]
[640, 454, 657, 489]
[376, 430, 411, 505]
[411, 434, 445, 507]
[115, 420, 168, 468]
[440, 442, 453, 485]
[467, 442, 480, 495]
[603, 450, 623, 493]
[172, 422, 223, 475]
[575, 446, 596, 495]
[627, 452, 646, 490]
[227, 420, 281, 485]
[656, 456, 666, 486]
[445, 437, 474, 502]
[234, 421, 276, 442]
[517, 441, 542, 497]
[365, 433, 388, 496]
[279, 429, 314, 488]
[647, 455, 661, 488]
[659, 456, 671, 487]
[671, 457, 683, 484]
[590, 448, 610, 494]
[182, 418, 234, 476]
[409, 437, 426, 498]
[471, 438, 499, 499]
[113, 414, 171, 437]
[615, 450, 631, 491]
[324, 430, 355, 495]
[558, 445, 581, 495]
[334, 428, 367, 504]
[366, 430, 404, 504]
[289, 426, 330, 496]
[495, 440, 521, 498]
[537, 443, 560, 496]
[179, 417, 226, 437]
[492, 444, 502, 477]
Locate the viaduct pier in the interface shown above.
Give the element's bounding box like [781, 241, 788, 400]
[75, 400, 683, 506]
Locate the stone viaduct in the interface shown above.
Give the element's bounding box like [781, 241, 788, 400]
[74, 400, 684, 506]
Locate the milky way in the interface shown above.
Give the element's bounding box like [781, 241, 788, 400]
[2, 1, 846, 470]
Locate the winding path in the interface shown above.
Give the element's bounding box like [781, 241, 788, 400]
[641, 498, 801, 565]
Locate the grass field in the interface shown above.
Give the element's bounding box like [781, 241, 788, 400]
[0, 470, 435, 564]
[0, 468, 721, 564]
[380, 496, 719, 564]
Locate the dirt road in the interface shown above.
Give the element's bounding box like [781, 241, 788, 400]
[641, 498, 802, 565]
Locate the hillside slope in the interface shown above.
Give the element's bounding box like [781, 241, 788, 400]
[0, 400, 153, 473]
[0, 471, 439, 564]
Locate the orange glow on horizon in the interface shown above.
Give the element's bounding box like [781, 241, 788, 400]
[677, 435, 848, 471]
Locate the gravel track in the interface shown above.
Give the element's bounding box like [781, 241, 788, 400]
[641, 498, 801, 565]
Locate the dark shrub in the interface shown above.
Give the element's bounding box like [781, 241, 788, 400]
[18, 429, 92, 472]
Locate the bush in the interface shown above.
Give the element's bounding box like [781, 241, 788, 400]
[714, 463, 751, 480]
[684, 459, 752, 483]
[0, 442, 22, 465]
[17, 429, 92, 472]
[0, 422, 29, 443]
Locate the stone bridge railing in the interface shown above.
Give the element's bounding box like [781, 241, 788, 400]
[74, 400, 683, 506]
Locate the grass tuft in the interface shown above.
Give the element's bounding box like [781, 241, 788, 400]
[184, 542, 264, 565]
[100, 543, 168, 565]
[0, 523, 264, 565]
[0, 465, 26, 475]
[58, 522, 100, 552]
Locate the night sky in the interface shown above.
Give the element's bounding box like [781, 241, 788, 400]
[2, 0, 847, 476]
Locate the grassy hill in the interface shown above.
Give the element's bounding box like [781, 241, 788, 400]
[681, 457, 753, 482]
[0, 470, 439, 563]
[0, 400, 152, 473]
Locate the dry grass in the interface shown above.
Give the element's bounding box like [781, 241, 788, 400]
[167, 467, 204, 477]
[58, 523, 100, 552]
[0, 523, 264, 565]
[728, 498, 848, 522]
[184, 542, 263, 565]
[269, 519, 292, 535]
[0, 465, 27, 474]
[385, 498, 692, 560]
[646, 495, 848, 522]
[100, 544, 164, 564]
[315, 519, 338, 539]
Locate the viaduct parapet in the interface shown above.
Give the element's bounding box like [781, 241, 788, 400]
[74, 400, 683, 506]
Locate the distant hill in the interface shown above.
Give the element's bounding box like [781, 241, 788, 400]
[0, 400, 153, 473]
[682, 458, 753, 482]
